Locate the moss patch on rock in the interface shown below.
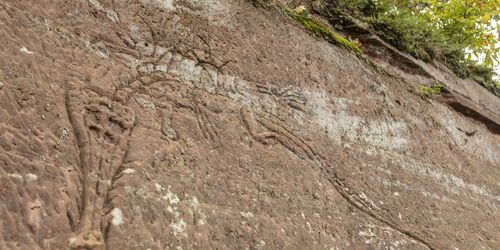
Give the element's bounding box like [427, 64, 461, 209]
[419, 84, 443, 96]
[284, 8, 362, 56]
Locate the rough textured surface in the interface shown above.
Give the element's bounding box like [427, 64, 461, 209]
[0, 0, 498, 249]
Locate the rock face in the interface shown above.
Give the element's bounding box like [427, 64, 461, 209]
[0, 0, 498, 249]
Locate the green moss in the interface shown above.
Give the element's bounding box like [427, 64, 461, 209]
[284, 8, 362, 55]
[419, 84, 443, 96]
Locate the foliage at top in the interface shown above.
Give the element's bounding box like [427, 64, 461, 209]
[328, 0, 499, 86]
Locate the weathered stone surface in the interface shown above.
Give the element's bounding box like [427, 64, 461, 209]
[0, 0, 498, 249]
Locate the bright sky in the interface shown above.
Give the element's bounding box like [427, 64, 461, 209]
[493, 19, 499, 80]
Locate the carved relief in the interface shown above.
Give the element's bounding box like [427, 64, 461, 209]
[256, 83, 306, 112]
[65, 86, 135, 248]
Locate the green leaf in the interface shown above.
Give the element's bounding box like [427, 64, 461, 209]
[482, 13, 491, 23]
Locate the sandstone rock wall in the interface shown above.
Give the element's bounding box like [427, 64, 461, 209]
[0, 0, 498, 249]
